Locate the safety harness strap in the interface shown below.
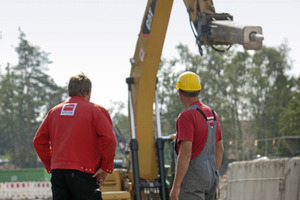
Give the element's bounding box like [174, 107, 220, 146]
[188, 105, 216, 121]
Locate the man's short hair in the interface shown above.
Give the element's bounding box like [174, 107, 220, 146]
[179, 89, 200, 97]
[68, 73, 92, 97]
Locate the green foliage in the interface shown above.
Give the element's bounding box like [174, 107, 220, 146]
[247, 45, 295, 157]
[108, 101, 129, 158]
[280, 77, 300, 136]
[157, 58, 184, 134]
[108, 101, 129, 139]
[0, 64, 19, 156]
[0, 29, 67, 168]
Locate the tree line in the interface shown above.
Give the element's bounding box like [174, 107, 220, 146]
[0, 30, 67, 168]
[156, 44, 299, 161]
[0, 30, 299, 168]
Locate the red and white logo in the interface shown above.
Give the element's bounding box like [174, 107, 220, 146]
[207, 116, 215, 127]
[60, 103, 77, 116]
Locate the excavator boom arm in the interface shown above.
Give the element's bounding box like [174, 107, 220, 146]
[125, 0, 263, 199]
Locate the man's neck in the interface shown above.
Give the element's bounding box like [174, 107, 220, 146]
[83, 95, 90, 101]
[183, 98, 199, 109]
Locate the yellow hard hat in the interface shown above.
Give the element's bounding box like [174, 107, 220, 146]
[176, 71, 201, 91]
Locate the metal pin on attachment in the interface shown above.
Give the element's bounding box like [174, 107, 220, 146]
[250, 32, 264, 42]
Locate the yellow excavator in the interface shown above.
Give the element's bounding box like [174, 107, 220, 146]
[102, 0, 263, 199]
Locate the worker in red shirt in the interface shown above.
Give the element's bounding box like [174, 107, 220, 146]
[170, 71, 224, 200]
[33, 73, 116, 200]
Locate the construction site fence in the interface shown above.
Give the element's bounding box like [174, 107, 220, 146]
[0, 181, 51, 200]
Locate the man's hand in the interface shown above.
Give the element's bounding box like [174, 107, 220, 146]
[169, 186, 180, 200]
[92, 168, 108, 186]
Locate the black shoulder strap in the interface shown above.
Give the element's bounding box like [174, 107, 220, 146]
[188, 105, 208, 121]
[189, 105, 217, 121]
[211, 109, 216, 121]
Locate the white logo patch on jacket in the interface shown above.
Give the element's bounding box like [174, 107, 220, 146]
[60, 103, 77, 116]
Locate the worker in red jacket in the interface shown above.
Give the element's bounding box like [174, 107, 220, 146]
[33, 73, 116, 200]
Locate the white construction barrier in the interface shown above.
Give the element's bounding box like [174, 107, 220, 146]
[0, 181, 51, 200]
[227, 157, 300, 200]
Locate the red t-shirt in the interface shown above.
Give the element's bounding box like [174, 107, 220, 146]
[33, 96, 116, 174]
[176, 101, 222, 159]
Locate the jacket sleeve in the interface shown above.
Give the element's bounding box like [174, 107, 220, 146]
[33, 112, 52, 173]
[94, 106, 117, 174]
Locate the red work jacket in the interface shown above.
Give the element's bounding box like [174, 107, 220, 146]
[33, 96, 116, 174]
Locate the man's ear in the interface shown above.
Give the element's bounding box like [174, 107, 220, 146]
[178, 90, 182, 96]
[86, 89, 91, 101]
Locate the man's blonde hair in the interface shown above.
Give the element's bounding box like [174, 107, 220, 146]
[68, 73, 92, 97]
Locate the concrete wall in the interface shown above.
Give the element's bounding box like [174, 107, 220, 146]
[227, 157, 300, 200]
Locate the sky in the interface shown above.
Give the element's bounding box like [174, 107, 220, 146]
[0, 0, 299, 110]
